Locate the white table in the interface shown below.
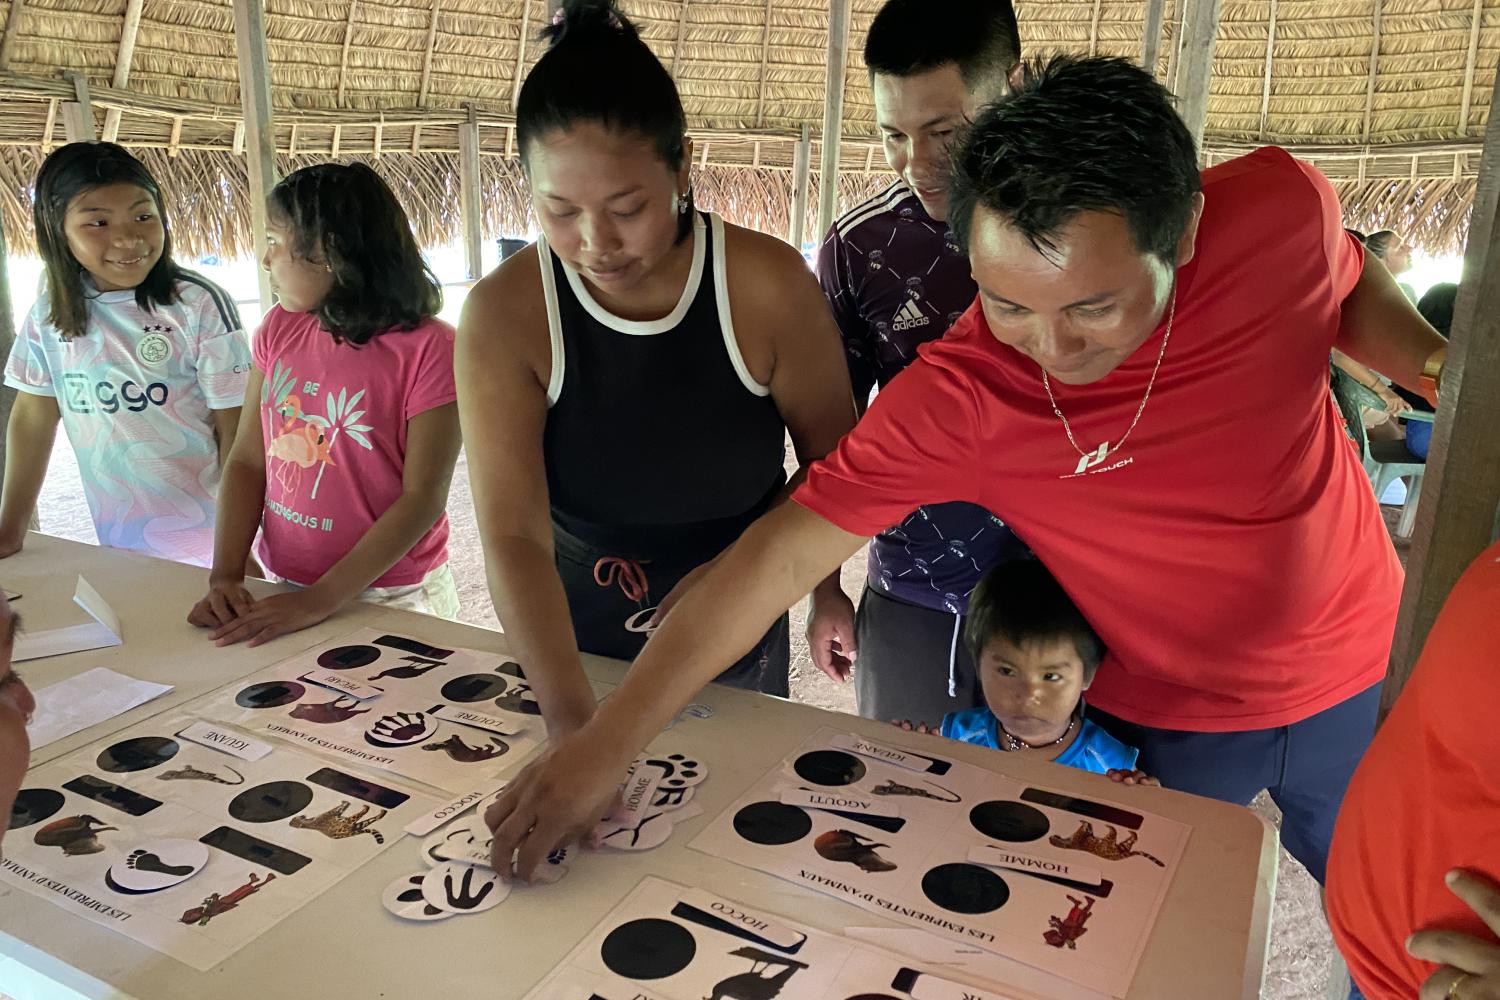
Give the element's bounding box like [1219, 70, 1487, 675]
[0, 535, 1276, 1000]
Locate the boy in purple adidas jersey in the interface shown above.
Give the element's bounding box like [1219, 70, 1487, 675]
[809, 0, 1025, 726]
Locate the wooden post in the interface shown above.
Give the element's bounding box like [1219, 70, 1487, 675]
[60, 72, 96, 143]
[789, 122, 811, 249]
[817, 0, 850, 241]
[0, 0, 26, 71]
[1174, 0, 1223, 149]
[1459, 0, 1482, 136]
[1141, 0, 1166, 76]
[1385, 50, 1500, 717]
[102, 0, 144, 142]
[234, 0, 278, 310]
[459, 104, 483, 281]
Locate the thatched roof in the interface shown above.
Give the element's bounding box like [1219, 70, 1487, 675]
[0, 0, 1493, 257]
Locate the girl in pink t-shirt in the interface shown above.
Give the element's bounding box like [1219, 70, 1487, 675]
[189, 163, 461, 646]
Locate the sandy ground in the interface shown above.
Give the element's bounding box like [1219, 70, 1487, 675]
[31, 437, 1379, 999]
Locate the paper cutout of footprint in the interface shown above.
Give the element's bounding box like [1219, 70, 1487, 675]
[128, 849, 193, 877]
[600, 918, 696, 979]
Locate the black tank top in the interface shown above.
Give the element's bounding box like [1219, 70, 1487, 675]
[541, 211, 786, 558]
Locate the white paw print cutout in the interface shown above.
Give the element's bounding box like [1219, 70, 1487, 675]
[634, 752, 707, 790]
[364, 711, 439, 748]
[593, 801, 705, 852]
[422, 861, 508, 914]
[382, 872, 454, 921]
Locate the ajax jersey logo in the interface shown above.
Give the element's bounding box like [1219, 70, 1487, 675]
[136, 325, 175, 367]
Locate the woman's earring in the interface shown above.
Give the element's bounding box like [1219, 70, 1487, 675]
[677, 191, 690, 216]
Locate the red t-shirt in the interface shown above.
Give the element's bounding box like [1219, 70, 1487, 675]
[253, 306, 455, 587]
[794, 147, 1403, 732]
[1327, 541, 1500, 999]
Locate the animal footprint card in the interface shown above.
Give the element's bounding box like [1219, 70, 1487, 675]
[197, 629, 574, 792]
[522, 876, 1022, 1000]
[0, 713, 438, 970]
[689, 727, 1190, 998]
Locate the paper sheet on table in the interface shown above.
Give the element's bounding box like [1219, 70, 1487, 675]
[27, 667, 173, 750]
[844, 927, 1112, 1000]
[13, 577, 123, 663]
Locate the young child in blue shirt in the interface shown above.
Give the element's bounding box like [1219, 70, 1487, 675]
[898, 558, 1157, 785]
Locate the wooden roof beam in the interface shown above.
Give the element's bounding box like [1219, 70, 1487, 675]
[1361, 0, 1383, 144]
[336, 0, 359, 107]
[1459, 0, 1483, 137]
[755, 0, 772, 126]
[1258, 0, 1277, 139]
[510, 0, 532, 113]
[0, 0, 26, 72]
[670, 0, 690, 78]
[233, 0, 278, 308]
[419, 0, 441, 108]
[102, 0, 145, 142]
[1089, 0, 1103, 57]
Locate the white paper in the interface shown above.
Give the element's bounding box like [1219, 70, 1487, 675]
[405, 777, 510, 836]
[829, 732, 932, 772]
[967, 844, 1104, 887]
[26, 667, 172, 749]
[13, 577, 123, 663]
[176, 721, 274, 761]
[300, 667, 384, 701]
[780, 786, 900, 818]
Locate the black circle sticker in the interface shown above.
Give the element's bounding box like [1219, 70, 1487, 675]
[793, 749, 867, 786]
[439, 674, 509, 703]
[969, 801, 1050, 842]
[10, 788, 66, 829]
[732, 801, 813, 846]
[921, 862, 1010, 914]
[228, 781, 315, 823]
[235, 681, 307, 709]
[96, 736, 180, 773]
[600, 918, 696, 979]
[317, 645, 380, 670]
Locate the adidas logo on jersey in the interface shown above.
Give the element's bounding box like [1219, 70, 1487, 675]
[891, 298, 931, 332]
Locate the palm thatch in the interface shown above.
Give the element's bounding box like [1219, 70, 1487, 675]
[0, 0, 1494, 257]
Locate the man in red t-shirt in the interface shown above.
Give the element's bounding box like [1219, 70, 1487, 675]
[1327, 539, 1500, 1000]
[483, 55, 1450, 886]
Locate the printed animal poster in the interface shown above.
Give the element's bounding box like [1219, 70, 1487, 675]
[522, 876, 1025, 1000]
[688, 728, 1190, 998]
[198, 629, 549, 793]
[1, 714, 438, 970]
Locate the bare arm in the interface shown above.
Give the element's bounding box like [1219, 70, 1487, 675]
[488, 502, 868, 878]
[0, 392, 61, 557]
[458, 251, 597, 738]
[211, 406, 243, 470]
[1336, 252, 1447, 402]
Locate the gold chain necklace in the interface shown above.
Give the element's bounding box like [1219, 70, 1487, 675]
[1043, 285, 1178, 476]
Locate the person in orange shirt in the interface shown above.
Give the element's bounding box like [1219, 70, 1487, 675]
[1327, 539, 1500, 1000]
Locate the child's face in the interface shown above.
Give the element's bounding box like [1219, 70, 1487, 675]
[62, 183, 164, 292]
[262, 215, 334, 314]
[977, 633, 1090, 742]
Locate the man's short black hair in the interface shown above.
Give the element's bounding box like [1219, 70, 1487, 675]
[864, 0, 1021, 94]
[964, 559, 1105, 679]
[948, 55, 1201, 266]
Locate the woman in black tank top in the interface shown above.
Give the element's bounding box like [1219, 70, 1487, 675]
[456, 0, 855, 738]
